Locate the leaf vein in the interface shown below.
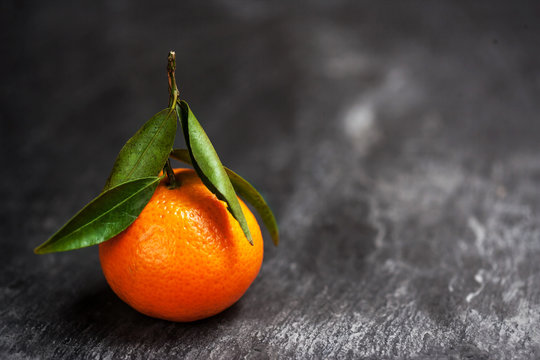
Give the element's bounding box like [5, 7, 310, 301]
[47, 179, 158, 248]
[124, 110, 173, 181]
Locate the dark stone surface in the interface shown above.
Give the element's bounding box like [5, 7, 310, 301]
[2, 1, 540, 358]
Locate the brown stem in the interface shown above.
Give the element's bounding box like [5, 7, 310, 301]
[163, 158, 178, 189]
[164, 51, 180, 189]
[167, 51, 179, 108]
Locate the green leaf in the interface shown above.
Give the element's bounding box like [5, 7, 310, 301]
[103, 108, 177, 191]
[34, 177, 161, 254]
[177, 101, 253, 245]
[171, 149, 279, 246]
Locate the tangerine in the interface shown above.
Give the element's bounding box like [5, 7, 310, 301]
[99, 168, 263, 322]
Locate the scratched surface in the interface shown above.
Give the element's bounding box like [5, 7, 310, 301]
[2, 1, 540, 359]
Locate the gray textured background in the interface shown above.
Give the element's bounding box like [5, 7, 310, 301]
[2, 1, 540, 359]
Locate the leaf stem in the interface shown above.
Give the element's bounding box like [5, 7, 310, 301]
[164, 50, 180, 189]
[163, 158, 178, 189]
[167, 51, 179, 108]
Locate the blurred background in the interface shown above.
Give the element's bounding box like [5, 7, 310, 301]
[1, 1, 540, 358]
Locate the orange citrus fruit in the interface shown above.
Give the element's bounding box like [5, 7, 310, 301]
[99, 168, 263, 322]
